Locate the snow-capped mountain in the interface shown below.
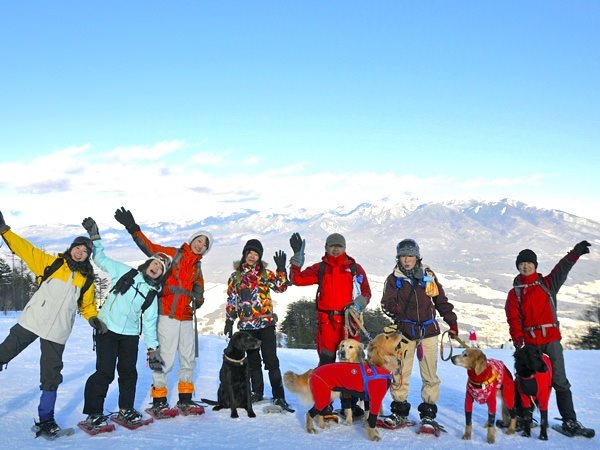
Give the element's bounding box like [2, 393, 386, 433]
[3, 198, 599, 348]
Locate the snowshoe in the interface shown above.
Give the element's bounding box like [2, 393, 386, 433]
[268, 398, 295, 413]
[77, 414, 115, 435]
[376, 414, 416, 430]
[145, 401, 179, 419]
[177, 400, 206, 416]
[334, 405, 366, 422]
[552, 419, 595, 438]
[416, 418, 446, 437]
[496, 417, 538, 431]
[319, 405, 338, 423]
[112, 408, 153, 429]
[31, 419, 74, 440]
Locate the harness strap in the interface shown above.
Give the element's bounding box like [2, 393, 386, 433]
[359, 363, 392, 402]
[400, 318, 436, 340]
[523, 322, 559, 337]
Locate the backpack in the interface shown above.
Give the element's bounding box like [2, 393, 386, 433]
[37, 257, 94, 309]
[315, 260, 357, 304]
[513, 273, 558, 332]
[110, 268, 158, 314]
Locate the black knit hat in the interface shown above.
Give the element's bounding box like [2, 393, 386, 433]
[243, 239, 264, 260]
[516, 249, 538, 268]
[69, 236, 93, 254]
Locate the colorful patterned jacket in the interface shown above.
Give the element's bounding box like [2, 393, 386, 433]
[226, 261, 287, 330]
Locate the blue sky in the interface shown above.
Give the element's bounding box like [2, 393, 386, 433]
[1, 1, 599, 228]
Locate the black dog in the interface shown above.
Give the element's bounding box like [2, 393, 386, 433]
[202, 331, 262, 418]
[514, 345, 552, 440]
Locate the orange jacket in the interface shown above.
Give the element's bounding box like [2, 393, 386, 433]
[131, 230, 204, 321]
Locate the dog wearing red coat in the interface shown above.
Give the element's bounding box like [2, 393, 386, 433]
[513, 345, 553, 440]
[451, 348, 517, 444]
[284, 332, 403, 441]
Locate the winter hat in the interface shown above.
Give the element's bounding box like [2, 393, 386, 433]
[243, 239, 264, 260]
[188, 230, 214, 254]
[69, 236, 93, 253]
[147, 252, 172, 275]
[516, 249, 538, 268]
[396, 239, 420, 258]
[325, 233, 346, 248]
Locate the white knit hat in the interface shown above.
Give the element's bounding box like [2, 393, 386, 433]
[188, 230, 214, 254]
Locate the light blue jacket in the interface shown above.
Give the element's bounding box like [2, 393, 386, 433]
[93, 240, 159, 349]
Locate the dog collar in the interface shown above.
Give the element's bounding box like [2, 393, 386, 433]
[468, 367, 499, 389]
[223, 353, 247, 366]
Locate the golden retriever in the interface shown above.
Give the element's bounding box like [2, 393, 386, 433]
[451, 348, 517, 444]
[284, 333, 402, 441]
[283, 339, 365, 417]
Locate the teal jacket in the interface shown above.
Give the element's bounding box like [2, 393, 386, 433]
[93, 240, 159, 349]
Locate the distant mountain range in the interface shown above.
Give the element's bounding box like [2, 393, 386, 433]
[3, 198, 599, 347]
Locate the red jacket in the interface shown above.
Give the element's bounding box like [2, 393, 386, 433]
[291, 253, 371, 311]
[131, 230, 204, 321]
[505, 251, 579, 346]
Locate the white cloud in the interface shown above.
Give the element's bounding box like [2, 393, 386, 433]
[1, 143, 599, 230]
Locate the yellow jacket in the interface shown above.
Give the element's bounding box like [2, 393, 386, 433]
[1, 229, 97, 344]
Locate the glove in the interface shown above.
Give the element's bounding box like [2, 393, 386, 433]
[573, 240, 591, 257]
[514, 336, 525, 348]
[88, 316, 108, 334]
[147, 348, 165, 372]
[448, 322, 459, 339]
[289, 232, 305, 267]
[224, 319, 234, 338]
[0, 211, 10, 234]
[273, 250, 287, 272]
[81, 217, 100, 241]
[114, 206, 141, 234]
[353, 295, 368, 313]
[191, 284, 204, 309]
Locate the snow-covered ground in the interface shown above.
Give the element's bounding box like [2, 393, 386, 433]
[0, 312, 597, 449]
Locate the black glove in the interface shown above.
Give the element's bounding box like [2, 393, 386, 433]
[224, 319, 234, 338]
[114, 206, 141, 234]
[81, 217, 100, 241]
[0, 210, 10, 234]
[289, 232, 305, 267]
[273, 250, 287, 272]
[191, 284, 204, 309]
[573, 240, 591, 257]
[147, 348, 165, 372]
[88, 316, 108, 334]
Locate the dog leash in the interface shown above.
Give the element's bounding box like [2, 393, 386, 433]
[440, 330, 469, 361]
[344, 307, 373, 341]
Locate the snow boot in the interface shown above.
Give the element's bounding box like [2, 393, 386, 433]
[176, 393, 205, 416]
[146, 397, 179, 419]
[378, 400, 415, 429]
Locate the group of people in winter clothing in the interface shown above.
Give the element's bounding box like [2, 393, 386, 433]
[0, 207, 213, 436]
[0, 205, 595, 439]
